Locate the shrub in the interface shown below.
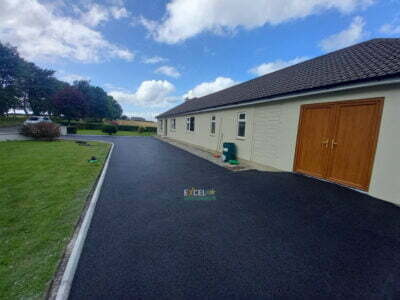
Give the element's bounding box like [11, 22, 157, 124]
[102, 124, 118, 135]
[20, 123, 60, 141]
[138, 126, 145, 133]
[67, 126, 77, 134]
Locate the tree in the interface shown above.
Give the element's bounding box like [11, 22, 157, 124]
[52, 87, 86, 123]
[45, 78, 69, 115]
[0, 42, 66, 115]
[20, 62, 63, 115]
[107, 96, 123, 120]
[0, 43, 20, 115]
[74, 80, 110, 121]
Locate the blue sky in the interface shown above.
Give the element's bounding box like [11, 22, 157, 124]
[1, 0, 399, 120]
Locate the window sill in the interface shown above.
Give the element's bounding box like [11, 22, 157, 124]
[236, 136, 246, 140]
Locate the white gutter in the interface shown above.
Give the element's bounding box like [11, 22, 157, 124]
[159, 77, 400, 118]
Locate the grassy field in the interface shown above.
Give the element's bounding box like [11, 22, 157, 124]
[0, 140, 110, 299]
[0, 116, 27, 127]
[116, 120, 157, 128]
[77, 129, 156, 136]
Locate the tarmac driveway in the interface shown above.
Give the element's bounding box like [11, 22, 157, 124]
[0, 126, 28, 141]
[67, 136, 400, 299]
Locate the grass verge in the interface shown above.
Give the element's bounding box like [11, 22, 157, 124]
[77, 129, 155, 136]
[0, 140, 110, 299]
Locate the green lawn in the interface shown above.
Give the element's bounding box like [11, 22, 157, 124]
[0, 116, 26, 127]
[77, 129, 156, 136]
[0, 140, 110, 299]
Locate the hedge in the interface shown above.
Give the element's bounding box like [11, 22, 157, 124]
[80, 123, 104, 130]
[58, 121, 157, 132]
[117, 125, 138, 131]
[145, 127, 157, 132]
[102, 124, 118, 135]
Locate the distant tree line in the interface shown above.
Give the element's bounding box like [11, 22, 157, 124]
[0, 42, 122, 121]
[120, 115, 147, 121]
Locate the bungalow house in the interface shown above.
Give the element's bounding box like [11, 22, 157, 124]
[157, 38, 400, 205]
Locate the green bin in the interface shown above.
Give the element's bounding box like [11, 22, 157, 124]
[222, 142, 236, 162]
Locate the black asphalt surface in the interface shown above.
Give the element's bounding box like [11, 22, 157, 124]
[67, 136, 400, 299]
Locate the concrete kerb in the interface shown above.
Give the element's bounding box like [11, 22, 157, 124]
[48, 140, 114, 300]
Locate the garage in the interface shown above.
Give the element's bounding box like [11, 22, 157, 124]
[293, 98, 384, 190]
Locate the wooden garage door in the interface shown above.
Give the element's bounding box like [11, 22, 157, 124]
[294, 98, 383, 191]
[293, 104, 334, 178]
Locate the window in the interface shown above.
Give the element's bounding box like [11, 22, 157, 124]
[186, 117, 190, 131]
[237, 112, 246, 138]
[190, 117, 195, 132]
[186, 116, 195, 132]
[160, 120, 163, 130]
[210, 115, 216, 135]
[171, 118, 176, 130]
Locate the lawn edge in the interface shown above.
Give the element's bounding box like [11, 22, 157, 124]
[47, 140, 114, 300]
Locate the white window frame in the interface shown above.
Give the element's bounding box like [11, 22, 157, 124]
[186, 116, 195, 132]
[210, 115, 216, 136]
[237, 112, 246, 139]
[171, 118, 176, 131]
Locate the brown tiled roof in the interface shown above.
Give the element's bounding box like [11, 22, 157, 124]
[158, 38, 400, 118]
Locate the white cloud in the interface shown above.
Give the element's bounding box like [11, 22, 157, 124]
[56, 71, 89, 83]
[81, 4, 111, 27]
[109, 80, 179, 107]
[79, 3, 130, 26]
[319, 16, 366, 52]
[380, 23, 400, 35]
[143, 56, 168, 64]
[184, 77, 237, 99]
[155, 65, 181, 78]
[249, 57, 309, 76]
[110, 48, 135, 61]
[138, 15, 158, 32]
[140, 0, 373, 44]
[110, 6, 129, 19]
[0, 0, 134, 62]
